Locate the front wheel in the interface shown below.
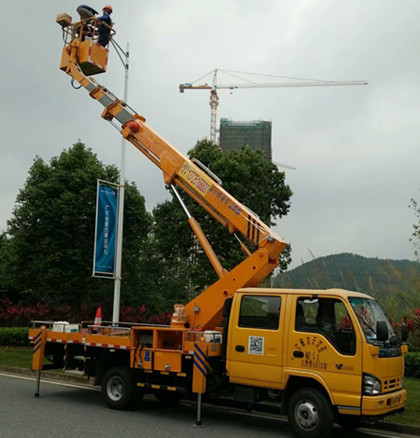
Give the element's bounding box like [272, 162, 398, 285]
[288, 388, 334, 438]
[102, 367, 143, 410]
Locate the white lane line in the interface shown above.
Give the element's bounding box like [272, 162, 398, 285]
[0, 372, 100, 391]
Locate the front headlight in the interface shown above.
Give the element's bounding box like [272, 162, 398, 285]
[363, 373, 381, 395]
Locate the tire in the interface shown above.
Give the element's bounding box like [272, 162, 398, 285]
[336, 414, 361, 430]
[101, 367, 143, 410]
[288, 388, 334, 438]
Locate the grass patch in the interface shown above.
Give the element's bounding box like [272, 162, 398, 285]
[390, 377, 420, 426]
[0, 346, 32, 368]
[0, 346, 419, 427]
[0, 346, 64, 375]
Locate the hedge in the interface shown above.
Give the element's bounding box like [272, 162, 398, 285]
[0, 327, 30, 346]
[405, 352, 420, 378]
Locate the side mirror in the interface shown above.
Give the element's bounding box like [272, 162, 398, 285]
[401, 323, 408, 343]
[376, 320, 389, 342]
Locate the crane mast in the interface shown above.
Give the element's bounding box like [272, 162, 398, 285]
[179, 68, 368, 144]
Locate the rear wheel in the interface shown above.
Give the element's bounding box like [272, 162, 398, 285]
[288, 388, 334, 438]
[102, 367, 143, 410]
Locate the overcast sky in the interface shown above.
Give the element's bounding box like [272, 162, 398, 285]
[1, 1, 419, 269]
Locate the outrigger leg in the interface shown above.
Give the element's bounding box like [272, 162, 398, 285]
[194, 393, 204, 428]
[34, 371, 41, 398]
[32, 327, 47, 398]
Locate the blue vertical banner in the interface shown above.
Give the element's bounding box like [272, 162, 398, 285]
[93, 181, 118, 277]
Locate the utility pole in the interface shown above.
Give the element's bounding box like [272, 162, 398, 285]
[112, 41, 129, 324]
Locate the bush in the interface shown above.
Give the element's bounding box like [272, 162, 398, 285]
[0, 298, 76, 327]
[405, 352, 420, 378]
[0, 327, 30, 346]
[147, 310, 172, 325]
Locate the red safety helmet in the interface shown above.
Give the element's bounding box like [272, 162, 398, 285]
[103, 5, 113, 13]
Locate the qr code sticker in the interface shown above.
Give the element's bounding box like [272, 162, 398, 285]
[248, 336, 264, 355]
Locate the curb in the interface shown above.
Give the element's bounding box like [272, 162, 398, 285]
[0, 365, 94, 385]
[367, 421, 420, 437]
[1, 365, 420, 436]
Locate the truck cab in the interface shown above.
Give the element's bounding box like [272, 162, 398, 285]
[225, 288, 406, 437]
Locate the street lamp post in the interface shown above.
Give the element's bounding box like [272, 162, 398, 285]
[112, 41, 129, 324]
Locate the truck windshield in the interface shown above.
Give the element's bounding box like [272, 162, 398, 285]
[349, 297, 396, 344]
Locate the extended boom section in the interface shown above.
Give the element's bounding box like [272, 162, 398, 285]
[58, 16, 287, 329]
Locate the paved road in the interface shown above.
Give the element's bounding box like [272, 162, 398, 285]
[0, 372, 415, 438]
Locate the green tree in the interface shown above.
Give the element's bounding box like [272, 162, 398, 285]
[148, 140, 293, 303]
[3, 142, 151, 315]
[0, 233, 18, 300]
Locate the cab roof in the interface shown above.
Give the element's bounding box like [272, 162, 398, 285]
[237, 287, 373, 300]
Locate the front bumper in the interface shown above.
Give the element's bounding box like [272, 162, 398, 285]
[362, 389, 406, 416]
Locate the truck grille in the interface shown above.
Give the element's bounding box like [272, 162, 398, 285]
[383, 378, 401, 392]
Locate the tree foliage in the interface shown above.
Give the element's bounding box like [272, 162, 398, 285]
[0, 139, 293, 319]
[146, 140, 293, 304]
[2, 142, 151, 315]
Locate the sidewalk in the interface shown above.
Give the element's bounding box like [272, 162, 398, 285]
[2, 365, 420, 437]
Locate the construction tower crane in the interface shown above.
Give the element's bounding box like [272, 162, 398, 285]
[179, 69, 368, 144]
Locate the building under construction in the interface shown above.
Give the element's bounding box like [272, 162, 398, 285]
[219, 118, 272, 161]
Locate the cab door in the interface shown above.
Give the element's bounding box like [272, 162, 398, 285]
[287, 296, 362, 411]
[226, 293, 285, 388]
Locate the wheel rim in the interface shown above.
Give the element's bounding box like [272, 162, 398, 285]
[106, 375, 125, 401]
[295, 399, 319, 431]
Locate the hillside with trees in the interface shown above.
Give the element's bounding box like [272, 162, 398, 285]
[273, 253, 420, 320]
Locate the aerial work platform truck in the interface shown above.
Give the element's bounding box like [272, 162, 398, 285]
[29, 13, 408, 438]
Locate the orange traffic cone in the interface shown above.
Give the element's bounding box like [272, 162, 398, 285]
[93, 306, 102, 332]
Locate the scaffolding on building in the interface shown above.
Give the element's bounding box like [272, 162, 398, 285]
[219, 118, 272, 161]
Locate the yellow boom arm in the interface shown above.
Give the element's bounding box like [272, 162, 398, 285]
[58, 16, 287, 330]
